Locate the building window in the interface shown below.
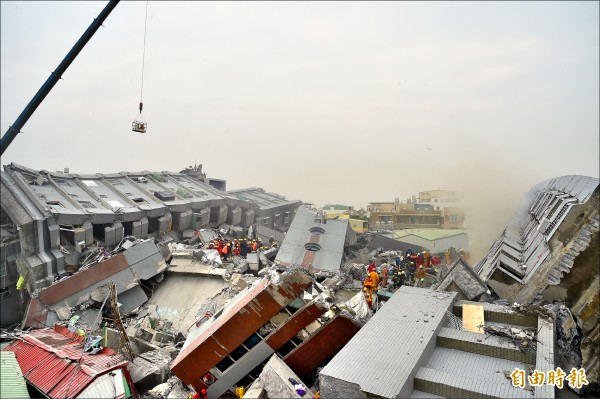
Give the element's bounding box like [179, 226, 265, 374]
[78, 200, 95, 209]
[0, 287, 9, 300]
[55, 179, 70, 187]
[450, 215, 459, 223]
[0, 261, 6, 277]
[434, 199, 438, 202]
[46, 201, 64, 208]
[284, 211, 291, 224]
[274, 213, 281, 227]
[262, 217, 269, 225]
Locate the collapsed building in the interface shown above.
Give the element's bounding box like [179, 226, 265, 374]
[170, 270, 362, 398]
[274, 206, 357, 275]
[228, 187, 302, 232]
[0, 163, 301, 327]
[320, 286, 555, 399]
[475, 175, 599, 391]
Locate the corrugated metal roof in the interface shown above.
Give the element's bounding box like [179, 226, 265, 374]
[3, 324, 128, 398]
[0, 351, 30, 399]
[320, 287, 456, 398]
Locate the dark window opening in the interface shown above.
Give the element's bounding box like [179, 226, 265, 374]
[92, 223, 107, 242]
[215, 356, 234, 373]
[132, 197, 146, 204]
[234, 375, 255, 391]
[229, 344, 248, 361]
[243, 333, 262, 350]
[275, 339, 298, 358]
[148, 217, 160, 234]
[123, 222, 133, 237]
[0, 287, 10, 299]
[209, 207, 221, 224]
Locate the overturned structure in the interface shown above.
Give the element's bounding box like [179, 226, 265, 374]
[170, 270, 361, 397]
[275, 206, 357, 273]
[228, 187, 302, 232]
[0, 163, 301, 327]
[475, 174, 599, 391]
[320, 286, 555, 399]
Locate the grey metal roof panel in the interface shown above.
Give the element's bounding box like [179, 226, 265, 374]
[228, 188, 301, 210]
[275, 207, 348, 271]
[320, 287, 456, 398]
[0, 351, 30, 399]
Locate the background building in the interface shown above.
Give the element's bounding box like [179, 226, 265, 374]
[368, 190, 466, 231]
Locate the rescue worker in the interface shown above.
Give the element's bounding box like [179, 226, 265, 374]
[445, 249, 451, 265]
[222, 241, 229, 261]
[252, 240, 259, 252]
[416, 252, 423, 268]
[368, 267, 380, 296]
[423, 250, 430, 268]
[269, 236, 275, 246]
[415, 265, 427, 287]
[391, 269, 405, 290]
[240, 239, 247, 257]
[363, 275, 376, 309]
[367, 259, 377, 273]
[380, 263, 389, 289]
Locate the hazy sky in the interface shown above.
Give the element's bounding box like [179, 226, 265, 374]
[2, 1, 598, 239]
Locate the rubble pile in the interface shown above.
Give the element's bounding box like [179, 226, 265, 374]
[482, 325, 538, 353]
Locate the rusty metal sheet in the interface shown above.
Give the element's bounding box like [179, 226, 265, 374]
[284, 315, 359, 378]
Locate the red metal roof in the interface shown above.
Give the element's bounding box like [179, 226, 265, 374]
[3, 324, 128, 398]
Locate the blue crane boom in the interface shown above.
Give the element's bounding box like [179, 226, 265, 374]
[0, 0, 120, 156]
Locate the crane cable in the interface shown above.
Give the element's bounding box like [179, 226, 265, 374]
[138, 1, 149, 115]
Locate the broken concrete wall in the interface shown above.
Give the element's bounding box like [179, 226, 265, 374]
[129, 348, 173, 395]
[319, 376, 365, 399]
[133, 217, 149, 238]
[172, 210, 193, 231]
[210, 204, 228, 226]
[255, 354, 313, 399]
[242, 209, 255, 228]
[227, 205, 242, 226]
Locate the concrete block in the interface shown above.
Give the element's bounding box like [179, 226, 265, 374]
[48, 223, 60, 248]
[133, 217, 149, 239]
[83, 221, 93, 245]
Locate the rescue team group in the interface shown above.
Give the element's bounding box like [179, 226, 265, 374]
[201, 234, 278, 261]
[362, 248, 447, 309]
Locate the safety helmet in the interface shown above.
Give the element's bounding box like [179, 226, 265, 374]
[201, 388, 207, 394]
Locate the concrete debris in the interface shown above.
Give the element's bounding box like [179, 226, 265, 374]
[129, 347, 173, 395]
[336, 291, 371, 325]
[255, 355, 314, 399]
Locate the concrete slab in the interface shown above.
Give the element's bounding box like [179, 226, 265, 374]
[143, 274, 227, 335]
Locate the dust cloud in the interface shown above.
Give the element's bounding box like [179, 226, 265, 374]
[435, 138, 534, 264]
